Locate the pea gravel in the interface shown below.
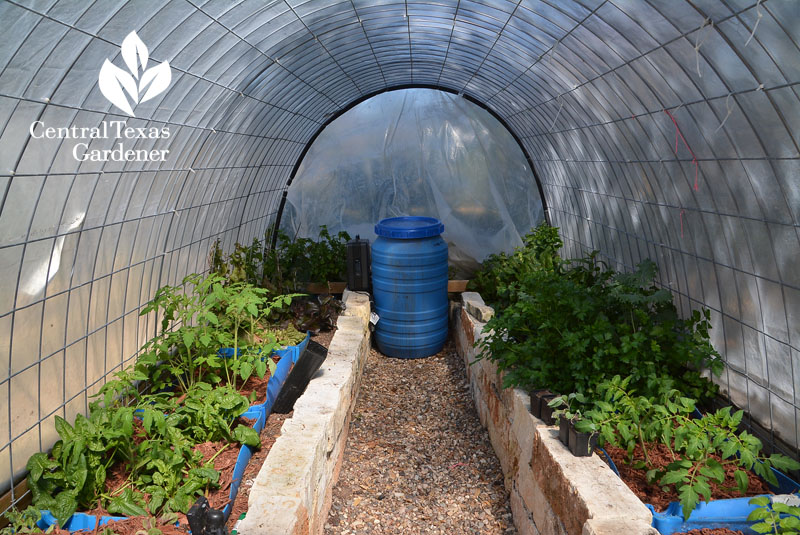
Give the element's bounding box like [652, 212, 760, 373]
[325, 340, 516, 534]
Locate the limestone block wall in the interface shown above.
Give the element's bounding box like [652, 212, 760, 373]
[239, 291, 371, 535]
[453, 293, 657, 535]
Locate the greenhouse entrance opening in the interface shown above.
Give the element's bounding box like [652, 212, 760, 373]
[278, 88, 545, 276]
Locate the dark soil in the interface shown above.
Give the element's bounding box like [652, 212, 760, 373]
[603, 441, 772, 512]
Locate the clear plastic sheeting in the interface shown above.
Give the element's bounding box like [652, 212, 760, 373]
[281, 89, 543, 274]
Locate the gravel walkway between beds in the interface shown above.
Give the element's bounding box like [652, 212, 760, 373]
[325, 340, 516, 534]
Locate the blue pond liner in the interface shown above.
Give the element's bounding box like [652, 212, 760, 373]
[648, 494, 800, 535]
[37, 333, 309, 532]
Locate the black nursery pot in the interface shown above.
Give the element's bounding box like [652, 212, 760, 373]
[567, 421, 598, 457]
[558, 416, 569, 445]
[540, 396, 558, 425]
[528, 389, 553, 419]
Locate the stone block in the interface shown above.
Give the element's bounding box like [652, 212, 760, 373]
[341, 291, 370, 325]
[509, 485, 540, 535]
[532, 428, 652, 535]
[461, 291, 486, 307]
[582, 518, 659, 535]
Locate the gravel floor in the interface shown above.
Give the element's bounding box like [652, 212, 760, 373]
[325, 340, 516, 534]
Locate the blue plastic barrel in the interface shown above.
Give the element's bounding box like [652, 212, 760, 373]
[372, 216, 449, 358]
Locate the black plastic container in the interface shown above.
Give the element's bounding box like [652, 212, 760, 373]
[529, 389, 554, 419]
[272, 340, 328, 414]
[540, 397, 558, 425]
[558, 416, 569, 445]
[346, 235, 371, 292]
[567, 421, 598, 457]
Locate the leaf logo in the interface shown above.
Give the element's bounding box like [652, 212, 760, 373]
[98, 31, 171, 117]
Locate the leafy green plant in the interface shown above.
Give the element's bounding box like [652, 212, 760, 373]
[137, 273, 230, 393]
[472, 223, 563, 309]
[748, 496, 800, 534]
[261, 225, 350, 293]
[578, 376, 800, 520]
[26, 378, 263, 526]
[1, 506, 47, 535]
[477, 252, 722, 401]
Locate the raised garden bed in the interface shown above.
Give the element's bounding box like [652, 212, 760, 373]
[33, 333, 309, 533]
[453, 294, 800, 535]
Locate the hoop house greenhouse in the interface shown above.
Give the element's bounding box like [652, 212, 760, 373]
[0, 1, 798, 534]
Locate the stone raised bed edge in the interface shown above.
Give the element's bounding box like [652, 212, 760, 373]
[453, 292, 658, 535]
[238, 290, 371, 535]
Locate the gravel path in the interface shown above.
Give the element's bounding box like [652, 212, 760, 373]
[325, 340, 516, 534]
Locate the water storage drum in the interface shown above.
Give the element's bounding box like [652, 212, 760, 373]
[372, 216, 448, 358]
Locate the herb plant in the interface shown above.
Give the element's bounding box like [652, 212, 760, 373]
[478, 251, 722, 401]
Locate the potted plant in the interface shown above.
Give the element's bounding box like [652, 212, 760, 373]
[549, 393, 597, 457]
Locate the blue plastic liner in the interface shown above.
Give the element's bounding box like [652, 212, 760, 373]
[648, 494, 799, 535]
[37, 333, 309, 532]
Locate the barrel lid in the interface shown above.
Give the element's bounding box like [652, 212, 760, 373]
[375, 216, 444, 239]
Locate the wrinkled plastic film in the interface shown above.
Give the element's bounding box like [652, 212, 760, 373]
[281, 89, 544, 274]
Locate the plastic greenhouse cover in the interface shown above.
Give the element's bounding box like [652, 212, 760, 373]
[281, 88, 544, 275]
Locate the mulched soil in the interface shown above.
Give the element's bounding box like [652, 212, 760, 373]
[674, 529, 745, 535]
[223, 411, 293, 532]
[603, 441, 772, 512]
[325, 340, 515, 534]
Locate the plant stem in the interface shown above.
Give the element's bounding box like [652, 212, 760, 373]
[638, 424, 651, 465]
[206, 443, 231, 465]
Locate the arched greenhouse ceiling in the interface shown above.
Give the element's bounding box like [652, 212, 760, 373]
[0, 0, 799, 492]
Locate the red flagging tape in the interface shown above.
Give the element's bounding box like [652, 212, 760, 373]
[664, 109, 699, 191]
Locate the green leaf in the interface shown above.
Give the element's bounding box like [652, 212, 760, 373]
[750, 521, 774, 534]
[199, 333, 212, 347]
[660, 469, 689, 485]
[54, 416, 76, 443]
[189, 467, 220, 484]
[747, 506, 771, 521]
[51, 490, 78, 527]
[26, 453, 54, 482]
[182, 330, 195, 348]
[678, 484, 699, 520]
[239, 361, 253, 381]
[781, 516, 800, 529]
[768, 453, 800, 472]
[255, 359, 267, 379]
[232, 425, 261, 447]
[734, 470, 749, 493]
[107, 488, 148, 517]
[699, 459, 725, 483]
[65, 454, 87, 491]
